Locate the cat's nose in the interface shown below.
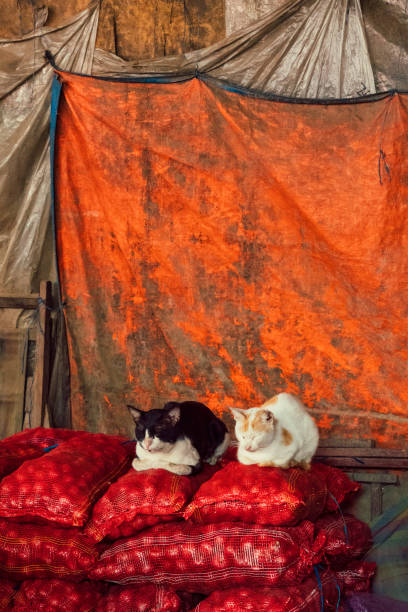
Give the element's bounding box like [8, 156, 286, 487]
[145, 439, 153, 450]
[244, 445, 252, 452]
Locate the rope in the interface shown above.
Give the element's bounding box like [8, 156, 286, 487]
[328, 492, 349, 544]
[43, 444, 59, 452]
[313, 564, 324, 612]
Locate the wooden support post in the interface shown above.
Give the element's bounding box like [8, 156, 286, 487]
[31, 281, 52, 428]
[370, 484, 384, 520]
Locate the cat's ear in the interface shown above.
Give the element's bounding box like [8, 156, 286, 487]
[262, 410, 274, 424]
[166, 406, 180, 425]
[127, 405, 143, 424]
[229, 407, 246, 421]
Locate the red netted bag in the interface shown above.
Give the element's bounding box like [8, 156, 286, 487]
[334, 560, 377, 595]
[89, 520, 326, 593]
[0, 578, 17, 609]
[105, 513, 181, 541]
[0, 427, 87, 481]
[0, 519, 100, 581]
[311, 463, 360, 511]
[183, 461, 327, 525]
[11, 579, 104, 611]
[85, 463, 217, 542]
[0, 433, 130, 527]
[192, 569, 342, 611]
[317, 514, 372, 566]
[95, 583, 183, 612]
[0, 427, 87, 449]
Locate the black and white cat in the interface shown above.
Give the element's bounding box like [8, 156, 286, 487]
[128, 401, 230, 475]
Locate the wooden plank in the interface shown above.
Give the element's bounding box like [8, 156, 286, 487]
[370, 484, 383, 520]
[31, 281, 52, 428]
[0, 295, 39, 309]
[318, 438, 375, 448]
[316, 447, 408, 458]
[315, 457, 408, 469]
[22, 376, 33, 430]
[0, 328, 27, 438]
[345, 472, 398, 484]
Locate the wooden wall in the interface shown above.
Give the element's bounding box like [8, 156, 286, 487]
[0, 0, 225, 60]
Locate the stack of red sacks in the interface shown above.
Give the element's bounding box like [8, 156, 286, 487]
[0, 430, 376, 611]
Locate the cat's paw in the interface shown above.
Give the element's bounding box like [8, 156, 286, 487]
[206, 456, 218, 466]
[167, 463, 193, 476]
[258, 461, 277, 468]
[132, 458, 152, 472]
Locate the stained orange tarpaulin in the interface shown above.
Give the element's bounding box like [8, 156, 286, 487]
[54, 70, 408, 444]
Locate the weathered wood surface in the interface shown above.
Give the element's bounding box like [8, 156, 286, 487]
[315, 457, 408, 469]
[318, 438, 375, 448]
[0, 295, 39, 310]
[31, 281, 52, 428]
[345, 472, 398, 484]
[0, 329, 27, 438]
[316, 447, 408, 458]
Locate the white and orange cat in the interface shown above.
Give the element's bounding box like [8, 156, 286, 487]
[230, 393, 319, 469]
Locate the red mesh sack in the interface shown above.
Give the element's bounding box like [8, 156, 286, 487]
[183, 461, 327, 526]
[0, 578, 17, 609]
[0, 427, 87, 481]
[95, 583, 182, 612]
[0, 427, 87, 449]
[311, 464, 360, 511]
[85, 463, 217, 542]
[317, 514, 372, 566]
[193, 568, 342, 611]
[0, 433, 130, 527]
[0, 519, 100, 581]
[106, 513, 181, 541]
[334, 560, 377, 595]
[89, 520, 326, 593]
[11, 579, 104, 611]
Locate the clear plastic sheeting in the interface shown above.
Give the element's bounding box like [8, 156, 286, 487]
[93, 0, 408, 98]
[362, 0, 408, 93]
[0, 1, 99, 436]
[0, 0, 99, 294]
[92, 0, 377, 99]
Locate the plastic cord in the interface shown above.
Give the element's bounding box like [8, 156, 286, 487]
[43, 444, 59, 452]
[328, 491, 349, 543]
[313, 564, 324, 612]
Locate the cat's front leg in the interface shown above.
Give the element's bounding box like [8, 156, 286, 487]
[237, 449, 258, 465]
[164, 462, 193, 476]
[132, 457, 155, 472]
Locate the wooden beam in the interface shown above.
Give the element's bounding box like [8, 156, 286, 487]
[318, 438, 375, 448]
[316, 447, 408, 458]
[30, 281, 52, 428]
[370, 484, 383, 520]
[345, 472, 398, 484]
[315, 456, 408, 469]
[0, 294, 39, 309]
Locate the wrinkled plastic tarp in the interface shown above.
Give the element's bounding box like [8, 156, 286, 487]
[92, 0, 408, 98]
[0, 1, 99, 435]
[54, 70, 408, 442]
[0, 0, 99, 293]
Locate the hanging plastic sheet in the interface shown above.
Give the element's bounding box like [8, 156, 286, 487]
[0, 0, 99, 293]
[222, 0, 408, 96]
[52, 67, 408, 442]
[92, 0, 408, 99]
[0, 1, 99, 434]
[92, 0, 377, 98]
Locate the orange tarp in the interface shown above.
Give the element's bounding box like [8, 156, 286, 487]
[54, 71, 408, 443]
